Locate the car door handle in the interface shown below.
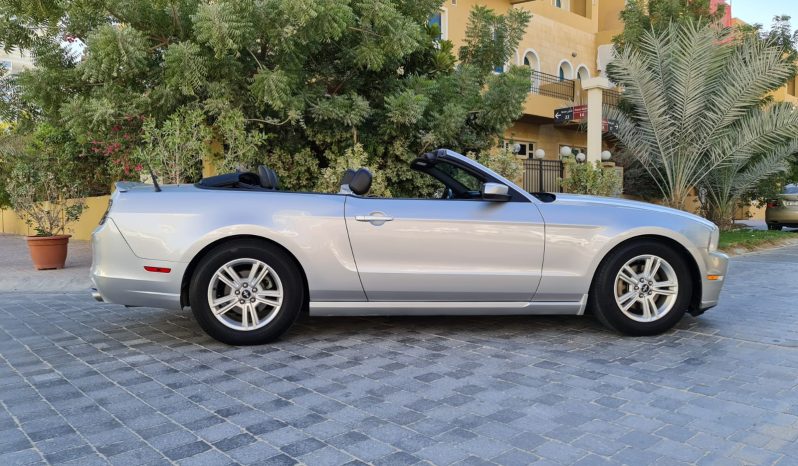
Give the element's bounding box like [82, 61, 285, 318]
[355, 214, 394, 222]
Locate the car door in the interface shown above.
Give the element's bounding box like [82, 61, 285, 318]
[344, 193, 545, 302]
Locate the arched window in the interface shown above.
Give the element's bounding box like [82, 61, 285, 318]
[576, 65, 590, 81]
[557, 60, 573, 81]
[523, 50, 541, 91]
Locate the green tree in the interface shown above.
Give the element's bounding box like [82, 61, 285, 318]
[613, 0, 725, 52]
[606, 21, 798, 224]
[737, 15, 798, 62]
[0, 0, 532, 197]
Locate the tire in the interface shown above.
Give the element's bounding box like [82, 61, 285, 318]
[768, 224, 783, 231]
[589, 240, 693, 336]
[189, 239, 304, 345]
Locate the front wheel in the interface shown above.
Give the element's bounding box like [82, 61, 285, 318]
[189, 240, 304, 345]
[590, 240, 692, 336]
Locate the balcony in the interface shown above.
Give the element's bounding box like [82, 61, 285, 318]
[522, 72, 621, 120]
[521, 71, 574, 119]
[531, 70, 575, 100]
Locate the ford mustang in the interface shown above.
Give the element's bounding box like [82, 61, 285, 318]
[90, 149, 728, 344]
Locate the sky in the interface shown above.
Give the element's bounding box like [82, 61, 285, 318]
[729, 0, 798, 27]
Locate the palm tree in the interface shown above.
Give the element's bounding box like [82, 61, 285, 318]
[701, 117, 798, 229]
[606, 20, 798, 216]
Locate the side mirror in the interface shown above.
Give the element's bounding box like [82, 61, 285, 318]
[481, 182, 511, 202]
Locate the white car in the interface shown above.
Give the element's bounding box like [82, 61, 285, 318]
[91, 149, 728, 344]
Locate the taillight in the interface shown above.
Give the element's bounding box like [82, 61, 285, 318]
[767, 200, 780, 208]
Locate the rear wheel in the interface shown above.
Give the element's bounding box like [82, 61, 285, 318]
[590, 240, 692, 336]
[189, 240, 304, 345]
[768, 223, 783, 231]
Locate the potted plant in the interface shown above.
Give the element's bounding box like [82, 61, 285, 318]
[6, 158, 86, 270]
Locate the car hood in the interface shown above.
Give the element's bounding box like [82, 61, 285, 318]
[550, 193, 717, 230]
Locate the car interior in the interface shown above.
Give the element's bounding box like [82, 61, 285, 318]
[194, 150, 531, 201]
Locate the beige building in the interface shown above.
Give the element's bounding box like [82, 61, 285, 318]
[440, 0, 628, 170]
[0, 48, 34, 76]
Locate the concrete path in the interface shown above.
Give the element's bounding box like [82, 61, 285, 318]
[0, 234, 92, 292]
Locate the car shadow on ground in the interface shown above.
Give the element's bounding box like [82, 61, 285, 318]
[143, 306, 712, 348]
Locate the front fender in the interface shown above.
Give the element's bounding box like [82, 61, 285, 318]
[534, 200, 714, 301]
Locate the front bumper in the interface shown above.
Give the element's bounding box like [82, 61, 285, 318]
[697, 250, 729, 311]
[91, 218, 185, 309]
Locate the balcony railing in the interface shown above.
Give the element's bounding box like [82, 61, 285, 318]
[531, 70, 575, 101]
[602, 88, 621, 107]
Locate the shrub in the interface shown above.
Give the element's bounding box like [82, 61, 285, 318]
[560, 158, 622, 197]
[6, 155, 86, 236]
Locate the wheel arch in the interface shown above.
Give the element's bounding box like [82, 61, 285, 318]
[587, 234, 702, 313]
[180, 235, 309, 310]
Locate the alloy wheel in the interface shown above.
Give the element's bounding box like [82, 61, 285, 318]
[613, 254, 679, 323]
[207, 258, 284, 331]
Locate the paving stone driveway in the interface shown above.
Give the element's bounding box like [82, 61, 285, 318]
[1, 246, 798, 466]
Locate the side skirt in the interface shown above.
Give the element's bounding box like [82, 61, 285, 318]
[309, 296, 588, 317]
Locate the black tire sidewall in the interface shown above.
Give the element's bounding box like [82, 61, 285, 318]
[591, 241, 692, 336]
[189, 240, 303, 345]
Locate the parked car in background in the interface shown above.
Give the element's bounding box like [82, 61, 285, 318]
[766, 184, 798, 231]
[90, 149, 728, 345]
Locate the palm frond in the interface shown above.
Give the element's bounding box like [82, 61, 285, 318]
[607, 19, 798, 212]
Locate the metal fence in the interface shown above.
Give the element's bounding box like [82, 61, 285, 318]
[523, 159, 564, 193]
[531, 71, 575, 101]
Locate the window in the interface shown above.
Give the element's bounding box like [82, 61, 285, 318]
[435, 161, 482, 192]
[0, 60, 10, 73]
[553, 0, 569, 9]
[576, 65, 590, 81]
[504, 140, 536, 159]
[523, 50, 541, 91]
[407, 157, 487, 199]
[558, 60, 573, 81]
[428, 9, 447, 40]
[559, 145, 586, 160]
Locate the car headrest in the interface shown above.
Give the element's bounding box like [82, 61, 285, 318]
[340, 169, 356, 186]
[257, 165, 280, 190]
[348, 168, 372, 196]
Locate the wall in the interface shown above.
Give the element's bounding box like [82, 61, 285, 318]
[0, 47, 34, 75]
[598, 0, 625, 33]
[443, 0, 513, 56]
[0, 195, 110, 241]
[513, 2, 598, 78]
[505, 120, 590, 161]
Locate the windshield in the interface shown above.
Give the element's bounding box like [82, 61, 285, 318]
[435, 162, 482, 192]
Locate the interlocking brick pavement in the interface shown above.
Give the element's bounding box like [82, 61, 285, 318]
[1, 245, 798, 465]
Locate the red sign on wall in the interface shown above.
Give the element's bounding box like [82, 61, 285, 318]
[573, 105, 587, 120]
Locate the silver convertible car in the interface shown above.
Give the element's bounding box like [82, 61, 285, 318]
[91, 149, 728, 345]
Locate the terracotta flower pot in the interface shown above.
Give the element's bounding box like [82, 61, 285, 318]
[25, 235, 71, 270]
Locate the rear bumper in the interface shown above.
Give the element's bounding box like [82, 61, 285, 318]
[766, 208, 798, 225]
[91, 218, 185, 309]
